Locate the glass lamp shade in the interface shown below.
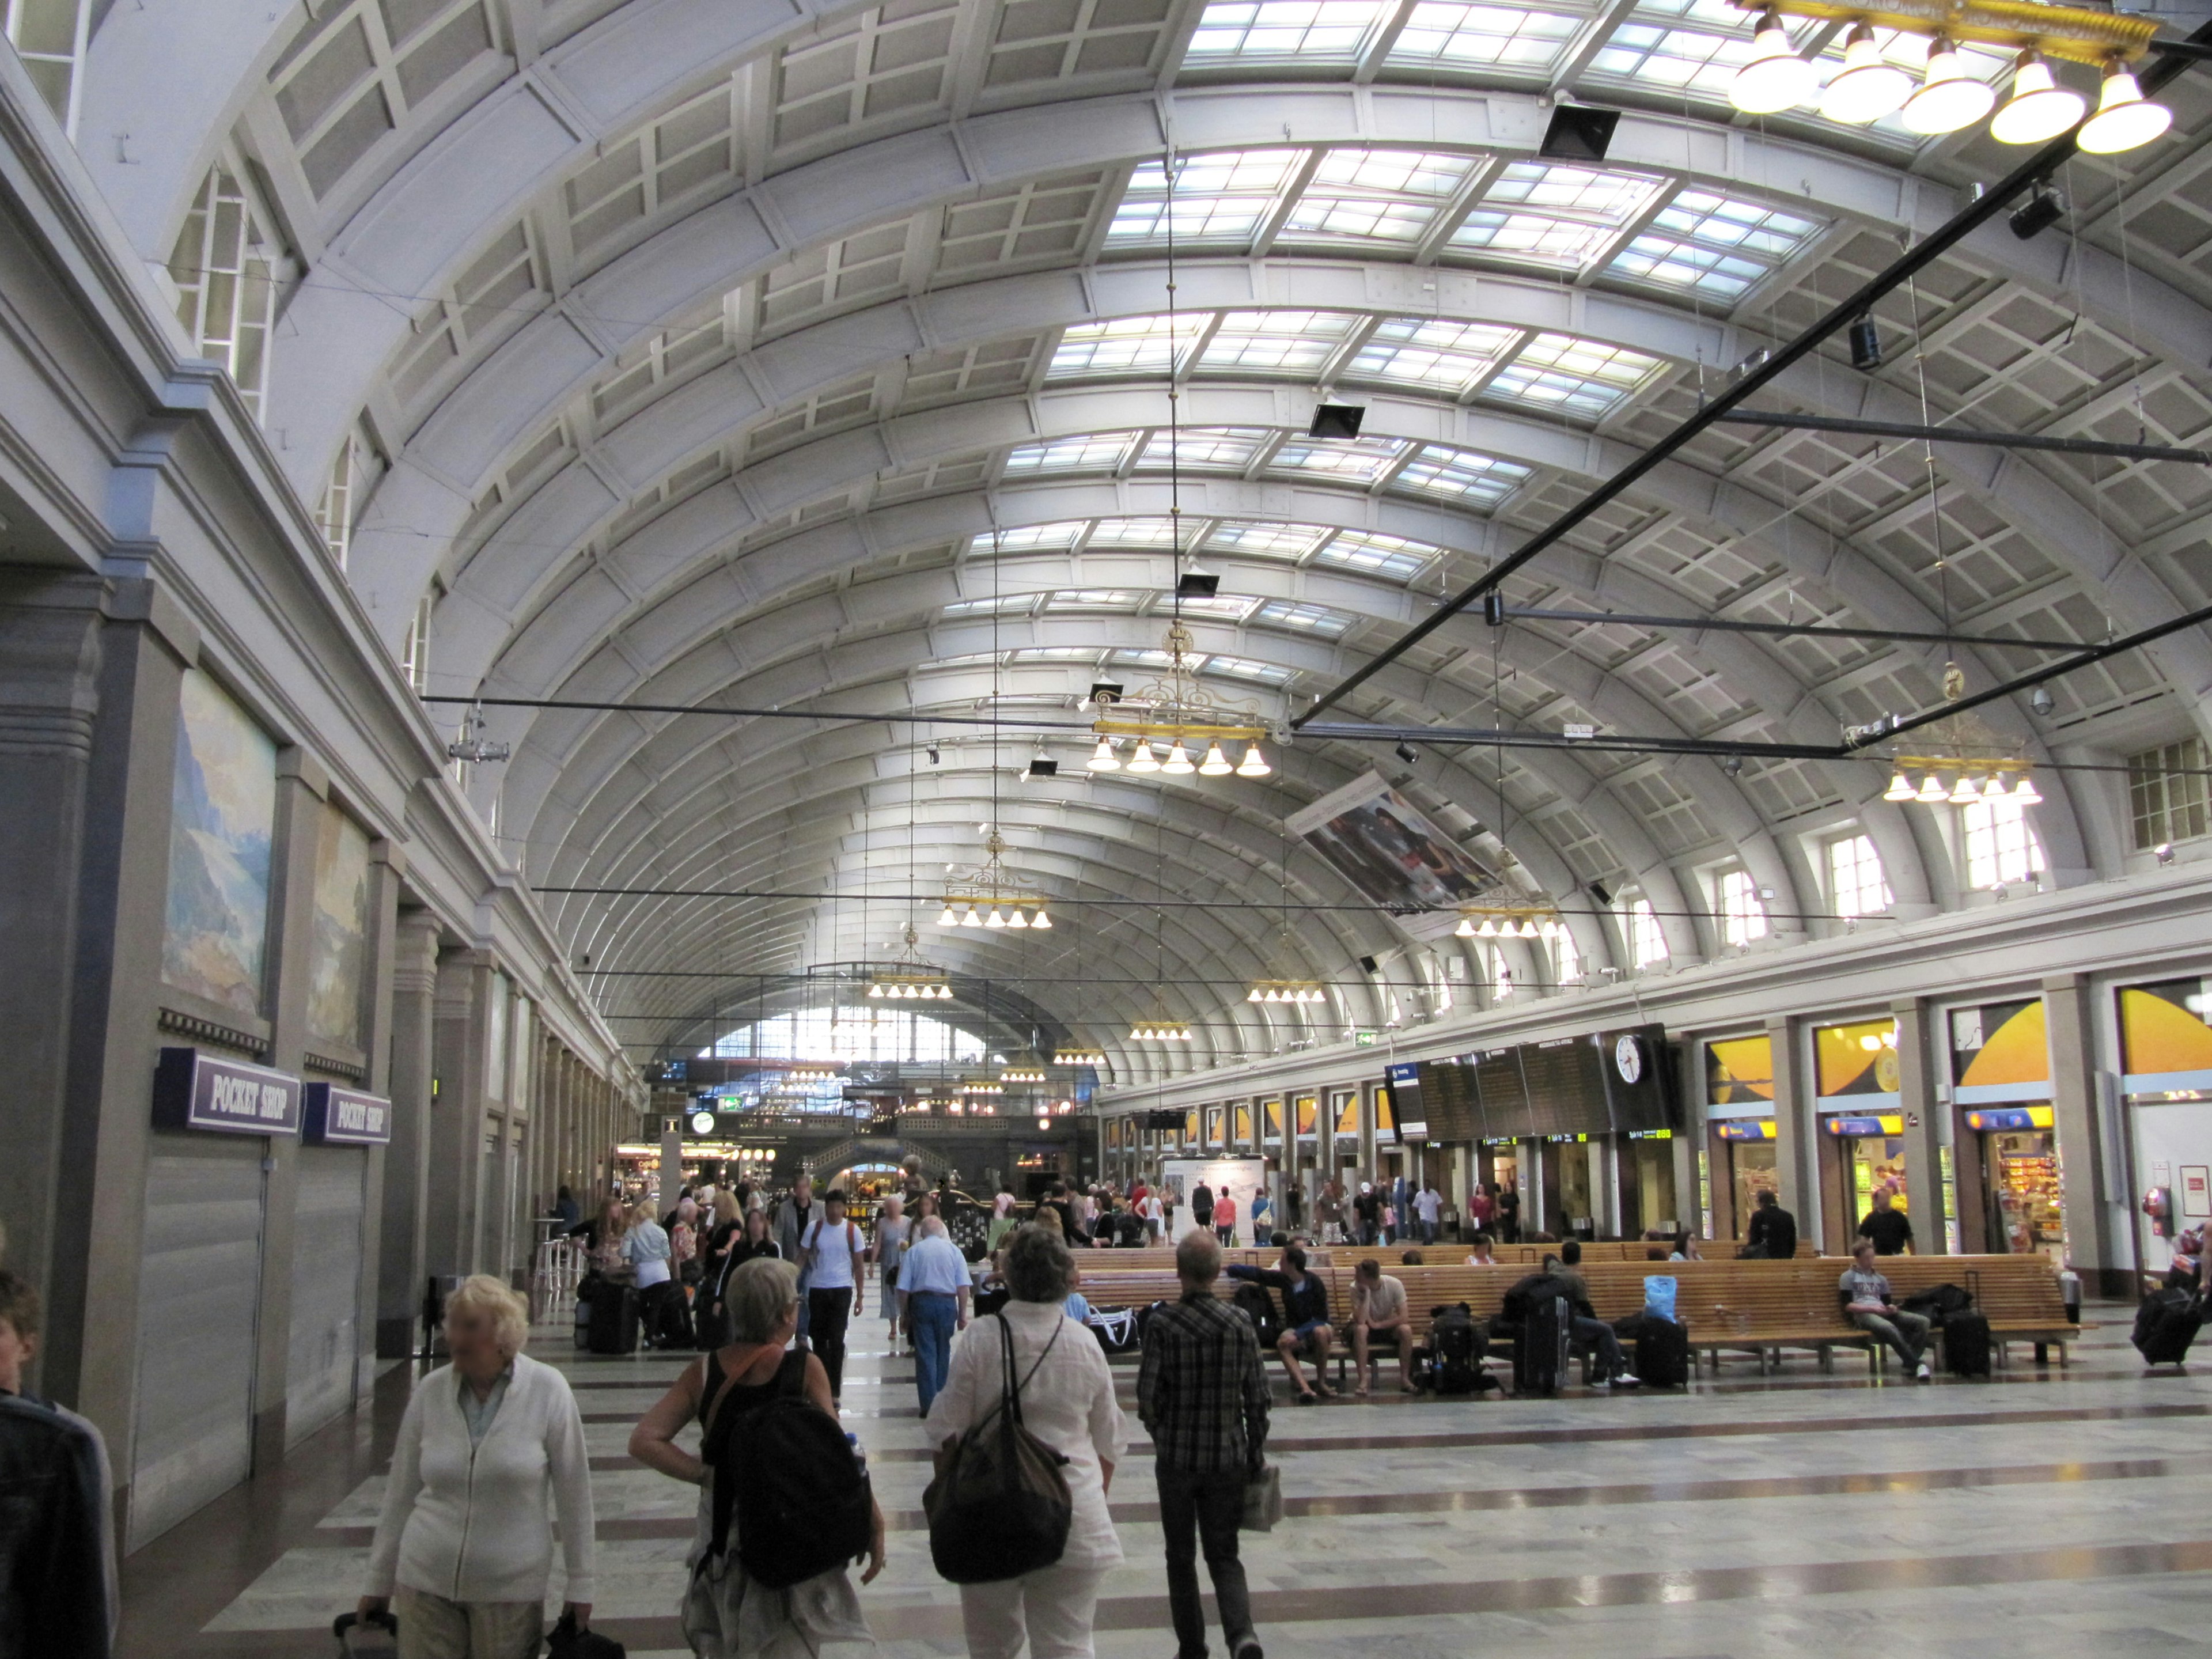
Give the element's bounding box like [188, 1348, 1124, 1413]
[866, 983, 884, 997]
[1006, 908, 1029, 928]
[2011, 774, 2044, 805]
[1519, 918, 1543, 939]
[1235, 744, 1271, 777]
[961, 906, 984, 926]
[1883, 772, 1916, 801]
[1031, 909, 1052, 929]
[1162, 741, 1196, 775]
[1476, 916, 1498, 937]
[937, 904, 960, 925]
[1127, 744, 1161, 773]
[984, 907, 1006, 928]
[1248, 987, 1264, 1002]
[2078, 67, 2172, 153]
[1731, 12, 1816, 113]
[1990, 53, 2085, 144]
[1198, 741, 1234, 775]
[1901, 41, 1996, 135]
[1914, 774, 1948, 803]
[1454, 916, 1475, 937]
[1086, 737, 1120, 771]
[1949, 775, 1982, 804]
[1820, 26, 1912, 123]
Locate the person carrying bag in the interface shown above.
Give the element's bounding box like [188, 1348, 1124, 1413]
[922, 1313, 1073, 1582]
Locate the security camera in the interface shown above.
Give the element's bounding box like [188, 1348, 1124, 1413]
[2029, 686, 2055, 717]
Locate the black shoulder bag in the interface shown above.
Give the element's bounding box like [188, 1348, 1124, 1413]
[921, 1312, 1073, 1583]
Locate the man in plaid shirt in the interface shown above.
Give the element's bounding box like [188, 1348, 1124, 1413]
[1138, 1230, 1270, 1659]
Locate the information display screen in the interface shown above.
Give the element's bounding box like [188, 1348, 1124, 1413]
[1472, 1047, 1531, 1139]
[1521, 1036, 1610, 1137]
[1421, 1059, 1482, 1142]
[1386, 1062, 1425, 1142]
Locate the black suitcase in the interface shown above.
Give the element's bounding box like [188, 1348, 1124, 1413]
[1942, 1310, 1993, 1377]
[1514, 1295, 1570, 1396]
[1628, 1314, 1690, 1388]
[643, 1283, 690, 1349]
[587, 1284, 640, 1354]
[2133, 1288, 2202, 1366]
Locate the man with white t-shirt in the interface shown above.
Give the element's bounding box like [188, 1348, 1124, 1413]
[801, 1188, 868, 1402]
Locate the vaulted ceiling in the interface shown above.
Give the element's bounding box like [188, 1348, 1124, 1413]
[76, 0, 2212, 1078]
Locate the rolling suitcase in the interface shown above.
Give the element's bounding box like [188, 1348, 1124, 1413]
[1629, 1314, 1690, 1388]
[1942, 1310, 1993, 1377]
[1513, 1294, 1570, 1396]
[587, 1283, 641, 1354]
[2133, 1287, 2202, 1367]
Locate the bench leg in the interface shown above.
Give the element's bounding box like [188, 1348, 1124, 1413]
[2033, 1340, 2049, 1366]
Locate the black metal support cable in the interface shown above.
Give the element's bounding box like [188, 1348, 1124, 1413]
[1293, 26, 2212, 730]
[1486, 606, 2101, 652]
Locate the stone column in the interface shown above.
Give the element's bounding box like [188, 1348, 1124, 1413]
[353, 844, 401, 1381]
[376, 911, 439, 1356]
[2044, 974, 2118, 1293]
[1766, 1017, 1814, 1245]
[1892, 998, 1946, 1254]
[426, 949, 490, 1278]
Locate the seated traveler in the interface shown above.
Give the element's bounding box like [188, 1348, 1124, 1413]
[1349, 1259, 1414, 1395]
[1226, 1244, 1336, 1403]
[1554, 1241, 1638, 1390]
[1840, 1240, 1932, 1380]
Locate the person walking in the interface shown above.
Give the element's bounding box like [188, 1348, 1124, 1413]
[1137, 1232, 1268, 1659]
[701, 1206, 779, 1347]
[801, 1189, 866, 1403]
[1190, 1181, 1215, 1239]
[1415, 1181, 1442, 1246]
[873, 1194, 912, 1348]
[925, 1226, 1127, 1658]
[896, 1215, 973, 1412]
[628, 1257, 884, 1652]
[360, 1277, 594, 1658]
[1213, 1188, 1237, 1248]
[1140, 1185, 1165, 1244]
[774, 1175, 819, 1338]
[1856, 1188, 1914, 1256]
[1744, 1188, 1798, 1259]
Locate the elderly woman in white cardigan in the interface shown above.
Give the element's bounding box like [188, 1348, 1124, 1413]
[359, 1275, 596, 1658]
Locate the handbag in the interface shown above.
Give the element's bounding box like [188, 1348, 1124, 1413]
[546, 1608, 624, 1658]
[922, 1313, 1073, 1583]
[1238, 1463, 1283, 1532]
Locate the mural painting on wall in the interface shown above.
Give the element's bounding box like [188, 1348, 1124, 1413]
[306, 804, 372, 1051]
[1263, 1099, 1283, 1146]
[162, 670, 276, 1018]
[2121, 978, 2212, 1090]
[1704, 1035, 1775, 1105]
[1294, 1095, 1317, 1140]
[1815, 1018, 1902, 1099]
[1233, 1102, 1252, 1145]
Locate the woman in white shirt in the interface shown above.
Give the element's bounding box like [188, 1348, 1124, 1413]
[925, 1224, 1127, 1659]
[873, 1194, 911, 1349]
[359, 1276, 595, 1657]
[625, 1200, 679, 1346]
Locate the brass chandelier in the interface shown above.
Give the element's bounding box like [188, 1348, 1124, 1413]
[1054, 1045, 1107, 1065]
[937, 830, 1052, 930]
[868, 926, 956, 999]
[1086, 621, 1272, 778]
[1877, 696, 2041, 805]
[1453, 903, 1567, 941]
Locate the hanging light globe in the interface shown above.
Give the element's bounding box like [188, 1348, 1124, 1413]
[1198, 741, 1234, 776]
[2078, 63, 2172, 153]
[1162, 740, 1196, 775]
[1127, 743, 1161, 773]
[1883, 772, 1915, 802]
[1235, 743, 1271, 778]
[1990, 50, 2085, 143]
[1901, 37, 1996, 135]
[1819, 24, 1912, 124]
[1086, 736, 1120, 771]
[1730, 6, 1816, 113]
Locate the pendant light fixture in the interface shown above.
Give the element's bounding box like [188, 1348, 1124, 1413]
[1883, 772, 1916, 802]
[2078, 61, 2173, 152]
[1087, 736, 1120, 771]
[1198, 741, 1234, 776]
[1990, 50, 2085, 143]
[1127, 743, 1161, 774]
[1729, 6, 1816, 113]
[1900, 36, 1997, 134]
[938, 829, 1051, 929]
[1819, 23, 1912, 123]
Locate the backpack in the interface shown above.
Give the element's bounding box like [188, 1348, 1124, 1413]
[1428, 1304, 1486, 1394]
[1232, 1281, 1283, 1344]
[699, 1351, 873, 1588]
[923, 1313, 1074, 1584]
[1900, 1282, 1975, 1325]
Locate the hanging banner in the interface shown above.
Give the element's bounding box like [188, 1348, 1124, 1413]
[2120, 977, 2212, 1100]
[1286, 771, 1499, 942]
[1814, 1017, 1901, 1109]
[1949, 999, 2051, 1104]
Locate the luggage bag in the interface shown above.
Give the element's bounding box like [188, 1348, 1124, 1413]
[587, 1283, 641, 1354]
[1513, 1295, 1570, 1396]
[2133, 1288, 2203, 1367]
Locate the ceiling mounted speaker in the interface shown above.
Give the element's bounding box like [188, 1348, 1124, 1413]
[1359, 955, 1380, 973]
[1307, 403, 1365, 438]
[1540, 105, 1619, 161]
[1025, 757, 1059, 778]
[1176, 571, 1221, 598]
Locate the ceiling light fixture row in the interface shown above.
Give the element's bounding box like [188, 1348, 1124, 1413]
[1087, 622, 1273, 779]
[1246, 979, 1330, 1004]
[1728, 0, 2170, 150]
[1881, 755, 2043, 804]
[937, 829, 1053, 930]
[868, 925, 957, 998]
[1453, 905, 1569, 940]
[781, 1067, 839, 1084]
[961, 1079, 1005, 1096]
[1054, 1046, 1108, 1065]
[1131, 1020, 1195, 1041]
[1001, 1066, 1048, 1083]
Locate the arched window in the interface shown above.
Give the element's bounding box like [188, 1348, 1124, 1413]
[700, 1007, 987, 1064]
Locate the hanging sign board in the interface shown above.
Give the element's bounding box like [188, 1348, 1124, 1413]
[153, 1046, 301, 1137]
[302, 1082, 393, 1145]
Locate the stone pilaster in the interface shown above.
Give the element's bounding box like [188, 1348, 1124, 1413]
[376, 911, 439, 1356]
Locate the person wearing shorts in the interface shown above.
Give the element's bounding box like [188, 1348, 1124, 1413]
[1226, 1244, 1336, 1403]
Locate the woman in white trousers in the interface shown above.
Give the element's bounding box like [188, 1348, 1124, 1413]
[924, 1225, 1127, 1658]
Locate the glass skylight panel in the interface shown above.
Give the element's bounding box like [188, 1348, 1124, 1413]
[1315, 529, 1438, 579]
[1486, 333, 1661, 420]
[1206, 654, 1298, 684]
[1171, 594, 1261, 620]
[1107, 150, 1302, 248]
[1388, 3, 1585, 71]
[944, 594, 1037, 617]
[1085, 516, 1185, 547]
[1604, 188, 1823, 299]
[1346, 317, 1520, 395]
[1205, 521, 1328, 559]
[1391, 444, 1531, 505]
[1449, 162, 1658, 267]
[1587, 16, 1748, 98]
[1280, 149, 1475, 246]
[1265, 434, 1408, 486]
[1050, 315, 1184, 378]
[1010, 646, 1106, 663]
[1044, 589, 1146, 611]
[1184, 0, 1392, 62]
[1256, 599, 1355, 636]
[1198, 310, 1360, 375]
[1002, 433, 1137, 474]
[972, 521, 1085, 552]
[1109, 647, 1175, 668]
[1137, 427, 1272, 470]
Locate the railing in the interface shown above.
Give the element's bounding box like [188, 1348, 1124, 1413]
[531, 1236, 585, 1323]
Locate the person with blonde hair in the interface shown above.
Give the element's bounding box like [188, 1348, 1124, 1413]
[360, 1276, 595, 1657]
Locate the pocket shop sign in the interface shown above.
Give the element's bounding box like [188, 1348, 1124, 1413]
[153, 1047, 302, 1137]
[303, 1083, 393, 1145]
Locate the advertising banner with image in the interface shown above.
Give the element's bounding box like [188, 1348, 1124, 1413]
[1161, 1157, 1268, 1245]
[1286, 771, 1499, 941]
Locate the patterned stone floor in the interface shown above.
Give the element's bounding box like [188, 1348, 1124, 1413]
[118, 1302, 2212, 1657]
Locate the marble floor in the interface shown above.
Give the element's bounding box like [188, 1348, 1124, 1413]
[118, 1304, 2212, 1657]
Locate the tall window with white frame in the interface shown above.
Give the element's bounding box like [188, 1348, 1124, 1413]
[1549, 921, 1582, 985]
[2128, 738, 2209, 853]
[1620, 896, 1668, 971]
[1715, 868, 1768, 947]
[166, 162, 283, 420]
[1962, 792, 2046, 891]
[1825, 832, 1893, 918]
[3, 0, 93, 132]
[402, 592, 434, 694]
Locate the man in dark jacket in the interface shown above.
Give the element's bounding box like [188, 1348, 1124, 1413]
[1226, 1244, 1336, 1402]
[1744, 1189, 1798, 1259]
[1191, 1182, 1215, 1233]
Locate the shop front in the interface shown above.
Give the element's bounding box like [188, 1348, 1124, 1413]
[1714, 1119, 1778, 1239]
[1948, 998, 2063, 1258]
[2118, 974, 2212, 1278]
[1703, 1032, 1777, 1244]
[1813, 1017, 1905, 1253]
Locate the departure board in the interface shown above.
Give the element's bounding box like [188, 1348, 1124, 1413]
[1420, 1059, 1482, 1142]
[1386, 1062, 1424, 1142]
[1521, 1036, 1610, 1136]
[1472, 1047, 1531, 1139]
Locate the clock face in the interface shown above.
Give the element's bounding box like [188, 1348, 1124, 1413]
[1613, 1034, 1643, 1084]
[690, 1109, 716, 1134]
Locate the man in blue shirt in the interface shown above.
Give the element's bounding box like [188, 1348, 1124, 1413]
[896, 1217, 973, 1412]
[1227, 1243, 1337, 1402]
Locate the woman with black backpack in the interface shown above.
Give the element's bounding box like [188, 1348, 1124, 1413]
[630, 1257, 885, 1655]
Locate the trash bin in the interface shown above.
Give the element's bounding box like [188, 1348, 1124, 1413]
[2058, 1268, 2082, 1325]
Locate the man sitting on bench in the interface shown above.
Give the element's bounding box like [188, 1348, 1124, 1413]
[1555, 1241, 1638, 1390]
[1226, 1244, 1336, 1403]
[1349, 1258, 1414, 1396]
[1840, 1239, 1933, 1381]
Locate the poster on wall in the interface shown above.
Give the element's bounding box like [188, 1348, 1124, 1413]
[1333, 1092, 1359, 1141]
[1294, 1094, 1318, 1142]
[306, 803, 372, 1051]
[1704, 1034, 1775, 1112]
[1232, 1101, 1252, 1146]
[162, 669, 278, 1019]
[1204, 1105, 1224, 1147]
[1286, 771, 1498, 941]
[2120, 977, 2212, 1100]
[1263, 1099, 1284, 1147]
[1814, 1017, 1901, 1108]
[1161, 1157, 1268, 1244]
[1949, 999, 2051, 1104]
[1184, 1108, 1200, 1143]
